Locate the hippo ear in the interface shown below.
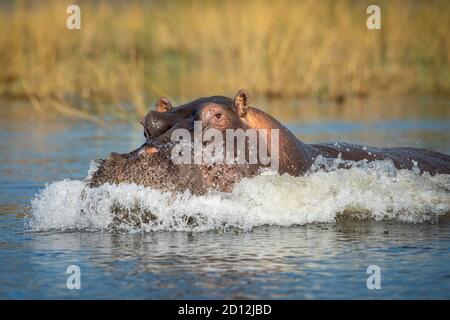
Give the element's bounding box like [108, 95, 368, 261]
[234, 89, 249, 117]
[155, 97, 172, 112]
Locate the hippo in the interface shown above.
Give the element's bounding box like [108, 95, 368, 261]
[89, 96, 262, 193]
[141, 95, 232, 142]
[89, 90, 450, 194]
[89, 145, 260, 194]
[197, 90, 450, 176]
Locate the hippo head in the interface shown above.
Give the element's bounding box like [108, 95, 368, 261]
[140, 97, 179, 142]
[196, 89, 250, 131]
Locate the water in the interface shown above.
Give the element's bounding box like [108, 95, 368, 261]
[0, 98, 449, 299]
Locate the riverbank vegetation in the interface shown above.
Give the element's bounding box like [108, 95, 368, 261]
[0, 0, 448, 120]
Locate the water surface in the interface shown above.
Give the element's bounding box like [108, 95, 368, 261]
[0, 98, 449, 299]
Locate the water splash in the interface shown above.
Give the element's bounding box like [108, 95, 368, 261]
[28, 159, 450, 232]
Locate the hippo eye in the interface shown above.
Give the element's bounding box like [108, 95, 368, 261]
[215, 113, 222, 119]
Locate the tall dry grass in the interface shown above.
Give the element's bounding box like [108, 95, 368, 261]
[0, 0, 448, 119]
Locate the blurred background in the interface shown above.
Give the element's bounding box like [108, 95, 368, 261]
[0, 0, 448, 122]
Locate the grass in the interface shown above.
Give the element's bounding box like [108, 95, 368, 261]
[0, 0, 448, 120]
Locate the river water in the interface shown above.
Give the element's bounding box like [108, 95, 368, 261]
[0, 98, 449, 299]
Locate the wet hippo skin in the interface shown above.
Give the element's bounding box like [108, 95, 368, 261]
[89, 90, 450, 193]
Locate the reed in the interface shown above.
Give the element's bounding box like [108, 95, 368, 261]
[0, 0, 448, 119]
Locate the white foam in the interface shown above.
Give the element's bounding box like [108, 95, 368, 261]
[28, 159, 450, 232]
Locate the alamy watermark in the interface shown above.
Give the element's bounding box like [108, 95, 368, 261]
[366, 265, 381, 290]
[167, 121, 280, 172]
[366, 5, 381, 30]
[66, 5, 81, 30]
[66, 265, 81, 290]
[66, 4, 380, 31]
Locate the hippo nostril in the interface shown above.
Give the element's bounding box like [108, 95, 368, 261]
[215, 113, 222, 119]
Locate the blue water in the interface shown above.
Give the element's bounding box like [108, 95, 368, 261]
[0, 101, 449, 299]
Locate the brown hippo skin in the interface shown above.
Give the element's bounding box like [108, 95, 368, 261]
[89, 97, 261, 194]
[141, 91, 315, 176]
[197, 90, 450, 176]
[311, 143, 450, 175]
[90, 90, 450, 194]
[89, 144, 260, 194]
[141, 95, 232, 142]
